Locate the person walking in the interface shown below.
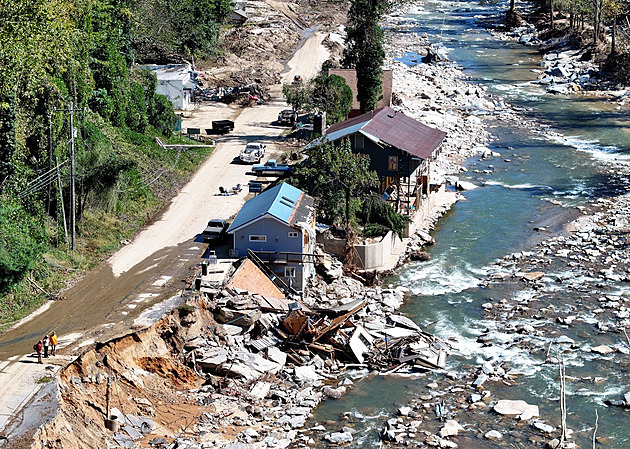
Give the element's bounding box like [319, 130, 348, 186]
[49, 332, 57, 356]
[34, 340, 43, 364]
[43, 335, 50, 358]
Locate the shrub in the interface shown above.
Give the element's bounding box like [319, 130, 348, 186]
[0, 201, 46, 293]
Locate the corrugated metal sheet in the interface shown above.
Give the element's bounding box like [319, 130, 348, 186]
[324, 107, 446, 161]
[248, 335, 280, 352]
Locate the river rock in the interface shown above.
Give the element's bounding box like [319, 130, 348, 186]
[455, 180, 477, 191]
[484, 430, 502, 440]
[324, 431, 353, 444]
[522, 271, 545, 281]
[547, 438, 561, 448]
[438, 419, 464, 437]
[472, 373, 488, 387]
[482, 362, 495, 374]
[591, 344, 614, 355]
[533, 421, 555, 433]
[409, 250, 431, 261]
[323, 386, 346, 399]
[493, 399, 539, 420]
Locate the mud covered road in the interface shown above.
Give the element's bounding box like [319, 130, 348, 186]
[0, 29, 332, 437]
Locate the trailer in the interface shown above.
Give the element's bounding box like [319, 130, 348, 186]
[206, 120, 235, 135]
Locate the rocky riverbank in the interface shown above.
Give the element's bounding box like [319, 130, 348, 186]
[341, 9, 630, 449]
[487, 8, 630, 98]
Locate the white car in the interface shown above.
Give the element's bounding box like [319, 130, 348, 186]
[239, 143, 266, 163]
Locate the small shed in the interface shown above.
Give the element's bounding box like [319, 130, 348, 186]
[227, 183, 317, 292]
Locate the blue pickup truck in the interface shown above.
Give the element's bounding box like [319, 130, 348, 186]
[252, 159, 293, 176]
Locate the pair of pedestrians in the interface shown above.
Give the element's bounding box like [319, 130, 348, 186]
[34, 332, 57, 363]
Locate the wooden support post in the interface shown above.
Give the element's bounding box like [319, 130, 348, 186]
[106, 376, 111, 418]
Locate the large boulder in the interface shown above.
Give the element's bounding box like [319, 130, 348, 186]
[438, 419, 465, 437]
[494, 399, 539, 420]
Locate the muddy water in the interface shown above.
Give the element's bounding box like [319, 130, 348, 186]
[0, 241, 202, 359]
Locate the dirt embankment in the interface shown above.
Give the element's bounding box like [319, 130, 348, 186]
[198, 0, 348, 88]
[33, 299, 213, 449]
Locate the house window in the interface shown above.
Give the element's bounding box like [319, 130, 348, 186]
[249, 235, 267, 242]
[288, 231, 299, 238]
[285, 267, 296, 277]
[388, 155, 398, 171]
[355, 134, 364, 149]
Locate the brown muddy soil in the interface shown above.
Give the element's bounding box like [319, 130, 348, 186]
[198, 0, 348, 87]
[32, 300, 212, 449]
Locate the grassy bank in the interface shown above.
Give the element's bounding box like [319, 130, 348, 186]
[0, 129, 214, 332]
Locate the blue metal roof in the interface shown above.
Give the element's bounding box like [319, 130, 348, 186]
[227, 183, 304, 233]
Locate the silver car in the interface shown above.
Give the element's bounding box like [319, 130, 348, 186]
[239, 143, 266, 163]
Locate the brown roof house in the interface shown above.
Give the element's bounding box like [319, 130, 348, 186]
[308, 106, 447, 214]
[328, 69, 393, 117]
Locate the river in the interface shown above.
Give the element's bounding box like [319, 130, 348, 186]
[307, 1, 630, 448]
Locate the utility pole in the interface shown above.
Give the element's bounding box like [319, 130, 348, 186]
[69, 101, 76, 266]
[52, 103, 86, 266]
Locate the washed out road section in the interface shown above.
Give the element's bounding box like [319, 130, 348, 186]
[0, 30, 329, 437]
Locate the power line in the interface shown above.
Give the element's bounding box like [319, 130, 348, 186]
[19, 159, 69, 198]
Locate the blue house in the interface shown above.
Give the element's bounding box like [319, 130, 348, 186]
[227, 183, 316, 292]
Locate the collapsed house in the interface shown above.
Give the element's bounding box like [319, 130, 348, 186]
[193, 257, 449, 379]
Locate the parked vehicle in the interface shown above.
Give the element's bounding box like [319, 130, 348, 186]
[202, 219, 229, 242]
[277, 109, 298, 125]
[205, 120, 235, 135]
[239, 142, 266, 163]
[252, 159, 293, 176]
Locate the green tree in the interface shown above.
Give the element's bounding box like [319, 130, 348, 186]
[289, 139, 378, 226]
[131, 0, 230, 61]
[282, 82, 312, 113]
[311, 74, 353, 124]
[0, 91, 17, 184]
[0, 201, 46, 293]
[342, 0, 387, 113]
[359, 194, 409, 238]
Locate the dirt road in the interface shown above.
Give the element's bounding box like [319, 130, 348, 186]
[0, 30, 329, 439]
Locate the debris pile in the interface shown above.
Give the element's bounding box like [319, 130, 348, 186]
[195, 84, 268, 104]
[195, 267, 449, 379]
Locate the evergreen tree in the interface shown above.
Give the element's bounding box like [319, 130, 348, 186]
[342, 0, 387, 113]
[311, 74, 353, 124]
